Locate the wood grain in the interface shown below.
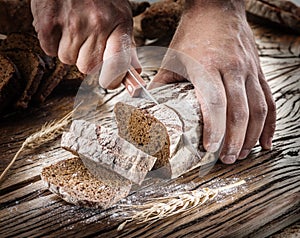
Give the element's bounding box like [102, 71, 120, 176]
[0, 22, 299, 238]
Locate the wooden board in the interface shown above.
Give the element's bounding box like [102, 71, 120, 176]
[0, 22, 299, 238]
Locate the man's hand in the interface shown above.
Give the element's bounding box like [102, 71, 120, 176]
[31, 0, 140, 88]
[151, 0, 276, 164]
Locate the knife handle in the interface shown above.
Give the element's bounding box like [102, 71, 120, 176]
[123, 66, 146, 97]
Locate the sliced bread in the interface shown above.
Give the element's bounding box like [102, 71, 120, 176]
[2, 49, 45, 108]
[114, 102, 170, 170]
[0, 53, 21, 113]
[41, 157, 132, 209]
[0, 33, 55, 70]
[33, 59, 70, 103]
[61, 120, 157, 185]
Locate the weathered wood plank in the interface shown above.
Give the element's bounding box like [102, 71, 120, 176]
[0, 21, 299, 237]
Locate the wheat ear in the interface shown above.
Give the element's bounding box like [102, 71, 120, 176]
[0, 109, 74, 184]
[118, 180, 246, 230]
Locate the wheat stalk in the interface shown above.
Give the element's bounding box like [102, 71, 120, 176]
[0, 109, 75, 184]
[118, 180, 246, 230]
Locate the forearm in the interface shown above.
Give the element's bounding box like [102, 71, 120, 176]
[185, 0, 245, 10]
[184, 0, 246, 20]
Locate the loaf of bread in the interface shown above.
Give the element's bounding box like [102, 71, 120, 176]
[141, 0, 184, 40]
[41, 157, 132, 209]
[43, 82, 206, 209]
[0, 33, 86, 113]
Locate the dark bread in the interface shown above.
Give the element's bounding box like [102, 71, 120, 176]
[61, 120, 157, 185]
[141, 0, 184, 40]
[33, 59, 70, 103]
[0, 0, 34, 34]
[114, 102, 170, 170]
[1, 49, 45, 108]
[0, 33, 55, 70]
[41, 157, 132, 209]
[0, 53, 21, 112]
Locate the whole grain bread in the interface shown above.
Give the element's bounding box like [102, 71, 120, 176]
[1, 49, 45, 108]
[33, 59, 70, 103]
[61, 120, 157, 185]
[41, 157, 132, 209]
[0, 33, 55, 70]
[0, 53, 21, 113]
[114, 102, 170, 170]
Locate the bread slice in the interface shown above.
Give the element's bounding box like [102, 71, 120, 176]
[114, 102, 171, 170]
[0, 53, 21, 113]
[0, 33, 55, 70]
[33, 59, 70, 103]
[1, 49, 45, 108]
[61, 120, 157, 185]
[41, 157, 132, 209]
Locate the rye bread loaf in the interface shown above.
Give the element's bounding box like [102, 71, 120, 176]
[47, 82, 206, 208]
[1, 49, 45, 108]
[120, 82, 205, 178]
[41, 157, 132, 209]
[0, 53, 21, 113]
[61, 120, 157, 185]
[141, 0, 184, 40]
[63, 83, 204, 181]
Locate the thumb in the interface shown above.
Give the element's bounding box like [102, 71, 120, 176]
[149, 47, 187, 89]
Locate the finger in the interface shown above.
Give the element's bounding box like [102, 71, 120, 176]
[239, 75, 267, 160]
[189, 67, 226, 154]
[221, 73, 249, 164]
[131, 47, 142, 74]
[76, 33, 105, 74]
[31, 2, 61, 56]
[258, 71, 276, 150]
[99, 25, 132, 89]
[58, 17, 87, 65]
[37, 25, 62, 57]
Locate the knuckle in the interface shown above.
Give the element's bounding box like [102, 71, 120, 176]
[225, 57, 244, 72]
[252, 101, 268, 121]
[229, 109, 248, 125]
[67, 17, 81, 35]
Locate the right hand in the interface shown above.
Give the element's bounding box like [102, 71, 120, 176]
[31, 0, 141, 88]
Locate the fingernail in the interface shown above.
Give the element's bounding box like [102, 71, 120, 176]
[221, 155, 236, 164]
[239, 149, 250, 160]
[208, 143, 220, 153]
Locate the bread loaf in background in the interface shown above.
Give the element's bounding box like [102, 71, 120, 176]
[0, 54, 21, 111]
[0, 33, 85, 113]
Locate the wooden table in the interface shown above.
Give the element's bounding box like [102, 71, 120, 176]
[0, 22, 299, 238]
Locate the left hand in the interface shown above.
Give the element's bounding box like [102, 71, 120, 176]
[151, 0, 276, 164]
